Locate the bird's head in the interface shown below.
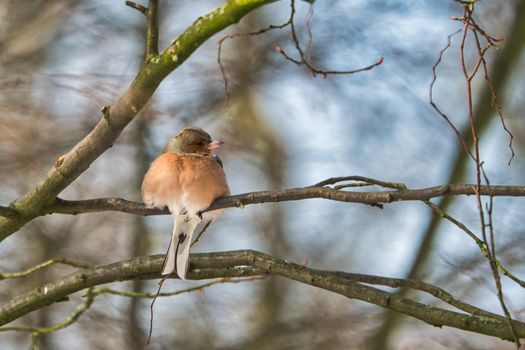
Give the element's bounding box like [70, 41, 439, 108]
[165, 127, 224, 155]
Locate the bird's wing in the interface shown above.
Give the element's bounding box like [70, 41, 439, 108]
[213, 155, 224, 169]
[161, 213, 201, 279]
[142, 153, 184, 210]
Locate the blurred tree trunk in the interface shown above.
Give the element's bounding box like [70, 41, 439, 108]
[213, 13, 292, 346]
[125, 115, 153, 349]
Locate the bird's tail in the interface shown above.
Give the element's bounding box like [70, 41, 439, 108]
[161, 214, 200, 279]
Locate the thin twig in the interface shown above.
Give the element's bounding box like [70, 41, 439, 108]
[277, 0, 383, 77]
[125, 1, 147, 14]
[191, 220, 212, 247]
[217, 17, 292, 118]
[310, 176, 407, 190]
[429, 29, 474, 160]
[145, 277, 165, 348]
[0, 257, 90, 280]
[333, 182, 378, 190]
[472, 30, 514, 165]
[0, 287, 95, 341]
[424, 200, 525, 289]
[276, 46, 383, 76]
[93, 276, 265, 299]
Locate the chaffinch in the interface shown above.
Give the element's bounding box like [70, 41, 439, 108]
[141, 127, 230, 279]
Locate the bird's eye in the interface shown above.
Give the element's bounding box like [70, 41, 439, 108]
[198, 141, 205, 146]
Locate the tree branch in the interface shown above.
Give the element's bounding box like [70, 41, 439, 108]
[0, 250, 524, 342]
[145, 0, 159, 60]
[0, 257, 91, 280]
[0, 0, 280, 242]
[125, 1, 147, 14]
[44, 183, 525, 216]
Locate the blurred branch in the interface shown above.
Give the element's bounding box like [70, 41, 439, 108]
[0, 257, 91, 280]
[92, 276, 265, 299]
[0, 253, 261, 327]
[0, 278, 263, 346]
[0, 0, 280, 242]
[217, 17, 292, 118]
[1, 250, 524, 342]
[45, 182, 525, 216]
[425, 200, 525, 289]
[0, 288, 95, 347]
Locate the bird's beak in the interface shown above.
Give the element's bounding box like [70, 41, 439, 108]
[208, 140, 224, 150]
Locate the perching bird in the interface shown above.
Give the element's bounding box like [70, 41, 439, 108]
[141, 127, 230, 280]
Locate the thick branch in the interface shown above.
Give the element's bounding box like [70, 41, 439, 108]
[46, 183, 525, 216]
[0, 0, 279, 242]
[0, 250, 523, 342]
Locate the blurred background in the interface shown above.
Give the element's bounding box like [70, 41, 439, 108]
[1, 0, 524, 349]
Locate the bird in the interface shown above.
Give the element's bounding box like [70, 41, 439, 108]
[141, 127, 230, 280]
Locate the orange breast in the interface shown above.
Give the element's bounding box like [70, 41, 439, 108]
[141, 152, 229, 215]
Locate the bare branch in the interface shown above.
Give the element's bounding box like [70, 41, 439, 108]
[217, 18, 292, 118]
[472, 29, 515, 165]
[424, 200, 525, 288]
[125, 1, 147, 14]
[276, 45, 384, 76]
[0, 257, 91, 280]
[0, 288, 95, 337]
[94, 276, 264, 299]
[429, 29, 474, 160]
[276, 0, 383, 77]
[1, 251, 524, 342]
[45, 183, 525, 217]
